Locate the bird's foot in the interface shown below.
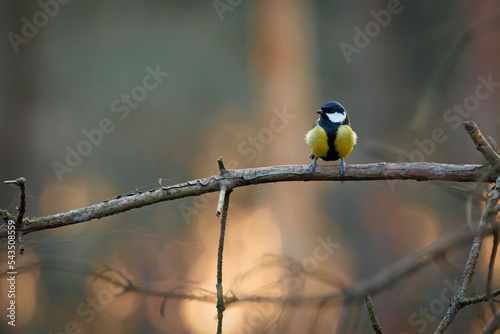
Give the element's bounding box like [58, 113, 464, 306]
[340, 159, 346, 176]
[309, 157, 318, 173]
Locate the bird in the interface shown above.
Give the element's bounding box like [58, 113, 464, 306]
[305, 101, 357, 174]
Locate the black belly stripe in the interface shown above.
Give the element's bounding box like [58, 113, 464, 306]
[318, 117, 340, 161]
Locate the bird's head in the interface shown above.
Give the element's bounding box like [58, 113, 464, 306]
[316, 101, 347, 123]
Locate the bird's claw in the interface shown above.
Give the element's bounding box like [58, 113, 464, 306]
[309, 157, 318, 173]
[340, 159, 345, 175]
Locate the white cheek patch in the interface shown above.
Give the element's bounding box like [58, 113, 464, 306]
[327, 112, 346, 123]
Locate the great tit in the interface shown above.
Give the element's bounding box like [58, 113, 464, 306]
[305, 101, 357, 174]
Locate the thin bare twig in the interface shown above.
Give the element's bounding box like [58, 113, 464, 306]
[216, 184, 231, 334]
[365, 294, 383, 334]
[217, 155, 228, 176]
[459, 289, 500, 306]
[463, 121, 500, 173]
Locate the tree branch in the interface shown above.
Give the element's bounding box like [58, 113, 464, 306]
[459, 289, 500, 307]
[216, 185, 231, 334]
[1, 162, 496, 239]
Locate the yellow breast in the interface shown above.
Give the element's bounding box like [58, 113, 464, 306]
[335, 124, 357, 158]
[305, 125, 329, 158]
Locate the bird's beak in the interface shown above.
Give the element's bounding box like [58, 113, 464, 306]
[316, 110, 324, 115]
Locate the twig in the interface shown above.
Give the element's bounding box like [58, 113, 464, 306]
[217, 156, 228, 176]
[459, 289, 500, 306]
[365, 294, 383, 334]
[463, 121, 500, 173]
[216, 185, 231, 334]
[0, 162, 496, 239]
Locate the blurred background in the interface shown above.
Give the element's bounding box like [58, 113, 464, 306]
[1, 1, 500, 333]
